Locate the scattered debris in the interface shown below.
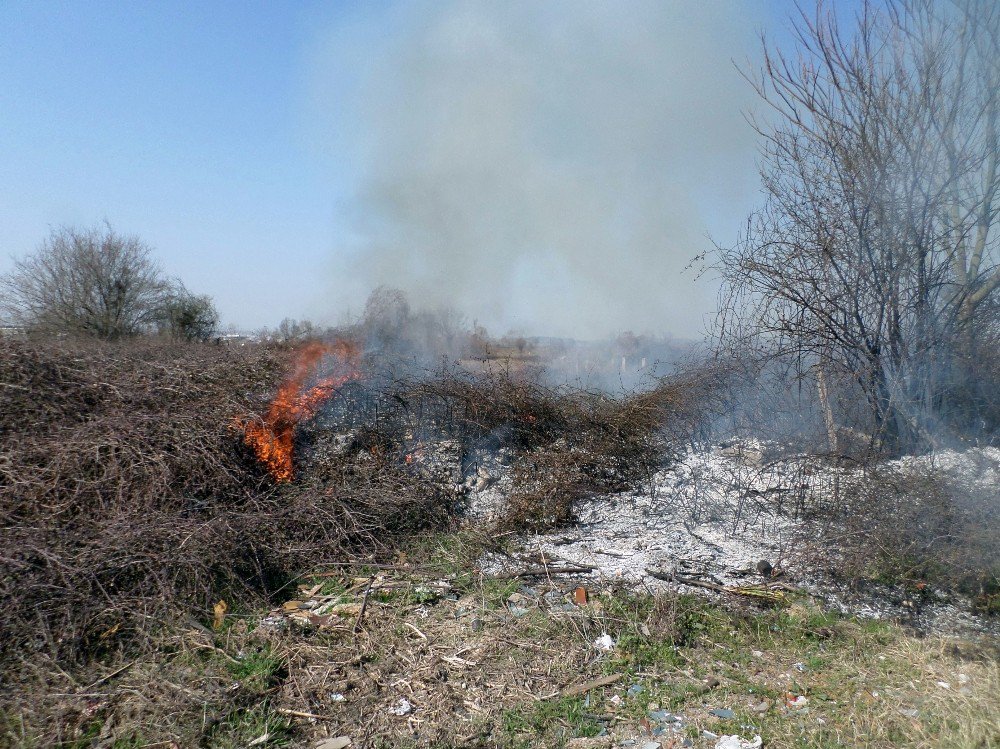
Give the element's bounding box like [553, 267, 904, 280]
[695, 677, 722, 696]
[566, 738, 613, 749]
[389, 698, 413, 716]
[715, 735, 762, 749]
[314, 738, 351, 749]
[212, 600, 227, 631]
[593, 633, 616, 651]
[708, 708, 735, 719]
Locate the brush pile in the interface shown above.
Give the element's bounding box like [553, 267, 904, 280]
[0, 338, 706, 676]
[0, 339, 453, 671]
[308, 363, 711, 528]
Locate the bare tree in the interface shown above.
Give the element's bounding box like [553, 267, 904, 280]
[718, 0, 1000, 449]
[1, 224, 172, 339]
[361, 286, 411, 351]
[275, 317, 318, 343]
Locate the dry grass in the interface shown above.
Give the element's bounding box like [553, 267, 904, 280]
[8, 530, 997, 748]
[889, 639, 1000, 749]
[0, 338, 455, 670]
[0, 338, 711, 745]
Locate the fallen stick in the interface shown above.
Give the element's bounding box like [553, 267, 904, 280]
[646, 569, 787, 603]
[560, 673, 622, 697]
[277, 708, 333, 721]
[404, 622, 428, 640]
[514, 565, 595, 577]
[78, 660, 137, 693]
[646, 569, 727, 592]
[353, 574, 376, 633]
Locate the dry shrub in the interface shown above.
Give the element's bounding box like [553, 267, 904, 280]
[501, 379, 706, 529]
[0, 337, 710, 689]
[0, 337, 454, 671]
[316, 365, 713, 530]
[838, 461, 1000, 608]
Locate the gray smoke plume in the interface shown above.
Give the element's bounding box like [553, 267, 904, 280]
[315, 0, 764, 338]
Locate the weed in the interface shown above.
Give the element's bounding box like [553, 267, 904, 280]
[501, 696, 603, 746]
[481, 578, 522, 608]
[205, 702, 292, 749]
[228, 645, 286, 692]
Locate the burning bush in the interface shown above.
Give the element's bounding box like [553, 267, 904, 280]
[0, 337, 454, 670]
[0, 332, 711, 692]
[239, 338, 361, 481]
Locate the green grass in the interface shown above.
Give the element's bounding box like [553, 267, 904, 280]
[205, 701, 293, 749]
[501, 696, 604, 747]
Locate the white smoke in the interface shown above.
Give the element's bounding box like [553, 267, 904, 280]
[310, 0, 764, 338]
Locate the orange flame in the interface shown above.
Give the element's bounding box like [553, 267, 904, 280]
[242, 340, 360, 482]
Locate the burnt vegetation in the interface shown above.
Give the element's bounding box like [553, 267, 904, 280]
[2, 1, 1000, 746]
[0, 334, 705, 685]
[312, 363, 711, 529]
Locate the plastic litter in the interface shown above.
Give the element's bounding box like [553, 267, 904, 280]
[593, 633, 616, 651]
[389, 698, 413, 716]
[715, 735, 763, 749]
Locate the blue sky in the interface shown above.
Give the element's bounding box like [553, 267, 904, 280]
[0, 1, 863, 335]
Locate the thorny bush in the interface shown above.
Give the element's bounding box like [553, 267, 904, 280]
[0, 338, 705, 678]
[0, 338, 454, 672]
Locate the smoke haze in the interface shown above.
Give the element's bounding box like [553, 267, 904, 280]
[314, 1, 765, 338]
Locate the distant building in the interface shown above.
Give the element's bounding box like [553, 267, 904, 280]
[217, 332, 254, 345]
[0, 324, 25, 338]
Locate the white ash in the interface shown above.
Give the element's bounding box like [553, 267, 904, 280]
[473, 443, 1000, 636]
[525, 446, 807, 588]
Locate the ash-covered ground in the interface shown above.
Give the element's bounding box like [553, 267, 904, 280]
[465, 443, 1000, 637]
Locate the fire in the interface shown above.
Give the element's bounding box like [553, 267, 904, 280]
[242, 340, 360, 482]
